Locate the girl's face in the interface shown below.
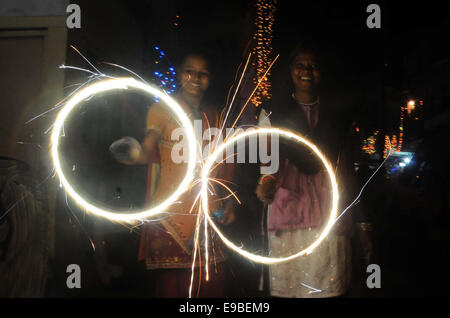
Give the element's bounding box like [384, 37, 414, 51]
[178, 56, 210, 97]
[290, 51, 321, 93]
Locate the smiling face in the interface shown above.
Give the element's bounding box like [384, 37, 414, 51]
[178, 55, 211, 98]
[290, 51, 320, 94]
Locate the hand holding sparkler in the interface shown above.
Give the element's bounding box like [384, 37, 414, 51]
[109, 136, 144, 165]
[256, 175, 277, 204]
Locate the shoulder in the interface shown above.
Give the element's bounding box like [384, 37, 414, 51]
[146, 102, 172, 121]
[147, 101, 170, 114]
[146, 102, 171, 134]
[257, 107, 272, 127]
[256, 100, 277, 122]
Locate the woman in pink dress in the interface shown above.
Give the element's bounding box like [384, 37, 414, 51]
[256, 43, 361, 297]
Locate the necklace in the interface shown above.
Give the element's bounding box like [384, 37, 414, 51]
[291, 93, 320, 106]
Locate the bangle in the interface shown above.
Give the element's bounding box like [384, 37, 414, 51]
[258, 174, 276, 185]
[358, 222, 373, 232]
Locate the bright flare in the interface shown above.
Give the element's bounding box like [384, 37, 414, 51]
[200, 128, 339, 264]
[51, 77, 197, 222]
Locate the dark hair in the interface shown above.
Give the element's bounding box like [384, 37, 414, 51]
[176, 49, 214, 74]
[175, 48, 218, 106]
[270, 41, 334, 107]
[288, 42, 323, 69]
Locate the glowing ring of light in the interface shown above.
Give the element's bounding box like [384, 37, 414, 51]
[201, 127, 339, 264]
[51, 77, 197, 222]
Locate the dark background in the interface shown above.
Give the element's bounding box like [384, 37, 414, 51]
[1, 0, 450, 297]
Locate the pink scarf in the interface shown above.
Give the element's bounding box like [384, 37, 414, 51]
[268, 157, 331, 231]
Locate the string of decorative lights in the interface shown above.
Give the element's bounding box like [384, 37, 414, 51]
[383, 134, 398, 158]
[383, 103, 406, 158]
[251, 0, 277, 107]
[362, 130, 379, 155]
[398, 105, 405, 151]
[151, 45, 177, 102]
[362, 100, 412, 159]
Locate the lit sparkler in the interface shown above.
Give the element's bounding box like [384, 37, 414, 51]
[200, 128, 339, 264]
[50, 77, 198, 222]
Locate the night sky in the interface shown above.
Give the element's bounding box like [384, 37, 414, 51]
[120, 0, 450, 129]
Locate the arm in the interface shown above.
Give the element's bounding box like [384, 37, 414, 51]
[255, 107, 278, 204]
[109, 103, 164, 165]
[109, 132, 159, 165]
[336, 133, 375, 264]
[133, 131, 159, 164]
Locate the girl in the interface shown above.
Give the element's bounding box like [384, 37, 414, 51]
[255, 43, 362, 297]
[111, 52, 235, 297]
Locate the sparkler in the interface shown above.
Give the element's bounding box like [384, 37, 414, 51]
[200, 127, 339, 264]
[50, 77, 198, 222]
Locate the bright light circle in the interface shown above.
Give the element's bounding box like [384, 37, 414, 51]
[201, 127, 339, 264]
[51, 77, 197, 222]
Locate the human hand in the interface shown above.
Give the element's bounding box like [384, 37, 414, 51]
[256, 179, 277, 204]
[109, 136, 143, 165]
[217, 201, 235, 226]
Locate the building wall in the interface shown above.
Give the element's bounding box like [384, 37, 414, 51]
[0, 0, 69, 16]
